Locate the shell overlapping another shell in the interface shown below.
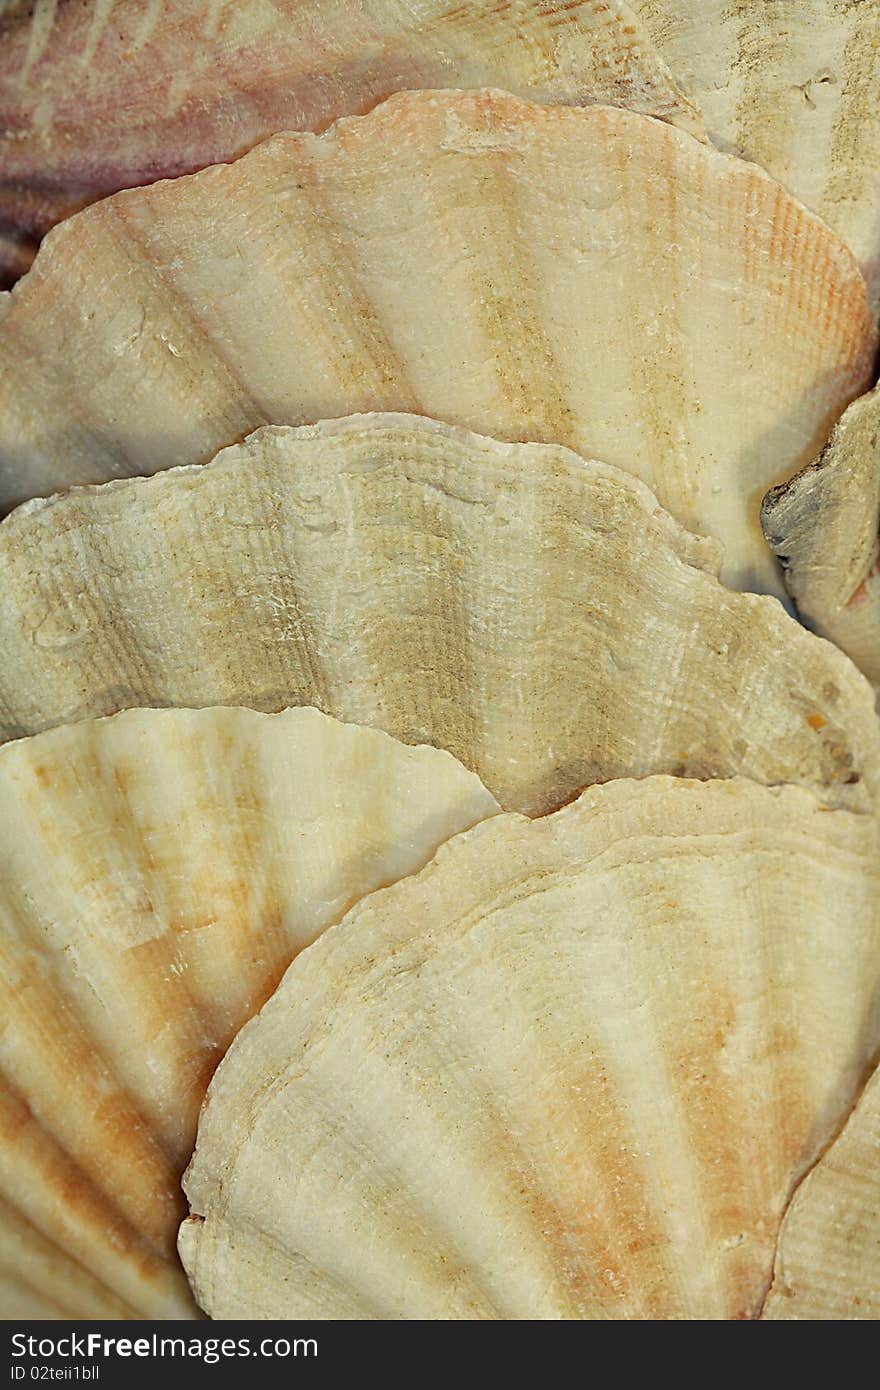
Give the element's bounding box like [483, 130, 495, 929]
[0, 706, 498, 1318]
[179, 777, 880, 1320]
[629, 0, 880, 310]
[1, 1, 879, 1325]
[0, 0, 703, 284]
[1, 415, 877, 817]
[763, 381, 880, 690]
[763, 1065, 880, 1320]
[5, 1, 880, 306]
[0, 90, 874, 597]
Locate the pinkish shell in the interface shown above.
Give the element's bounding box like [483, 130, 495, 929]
[0, 0, 701, 284]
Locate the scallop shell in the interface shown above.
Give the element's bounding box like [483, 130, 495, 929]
[179, 776, 880, 1320]
[0, 90, 874, 596]
[763, 1065, 880, 1320]
[0, 704, 497, 1318]
[629, 1, 880, 308]
[762, 380, 880, 689]
[0, 1197, 145, 1321]
[0, 0, 702, 284]
[1, 414, 877, 818]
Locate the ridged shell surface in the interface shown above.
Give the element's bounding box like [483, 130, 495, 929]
[763, 380, 880, 689]
[0, 90, 874, 596]
[0, 415, 877, 817]
[763, 1065, 880, 1320]
[0, 705, 497, 1318]
[179, 777, 880, 1320]
[0, 0, 701, 283]
[630, 1, 880, 308]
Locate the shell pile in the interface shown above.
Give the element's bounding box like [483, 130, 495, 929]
[0, 1, 878, 1322]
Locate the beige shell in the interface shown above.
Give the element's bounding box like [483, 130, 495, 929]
[0, 0, 701, 283]
[1, 414, 878, 818]
[629, 1, 880, 308]
[0, 91, 874, 596]
[762, 380, 880, 689]
[0, 704, 497, 1319]
[763, 1065, 880, 1320]
[179, 776, 880, 1320]
[0, 1198, 142, 1321]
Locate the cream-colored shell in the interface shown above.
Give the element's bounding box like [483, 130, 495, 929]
[0, 90, 874, 596]
[629, 1, 880, 308]
[180, 776, 880, 1320]
[0, 705, 497, 1319]
[1, 415, 877, 817]
[763, 1065, 880, 1320]
[0, 0, 702, 282]
[0, 1198, 142, 1321]
[762, 380, 880, 689]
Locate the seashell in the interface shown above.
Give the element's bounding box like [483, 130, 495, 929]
[179, 776, 880, 1320]
[762, 380, 880, 689]
[0, 704, 497, 1318]
[1, 414, 877, 818]
[762, 1064, 880, 1320]
[0, 91, 874, 596]
[0, 0, 702, 286]
[628, 1, 880, 309]
[0, 1198, 144, 1321]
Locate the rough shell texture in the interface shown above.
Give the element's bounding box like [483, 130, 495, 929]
[763, 1064, 880, 1320]
[179, 776, 880, 1320]
[0, 0, 701, 283]
[0, 90, 874, 596]
[762, 380, 880, 689]
[1, 414, 878, 818]
[0, 705, 497, 1319]
[629, 0, 880, 308]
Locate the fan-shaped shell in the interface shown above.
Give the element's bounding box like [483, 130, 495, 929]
[0, 91, 873, 596]
[179, 776, 880, 1320]
[628, 1, 880, 308]
[0, 705, 497, 1319]
[0, 0, 701, 284]
[762, 380, 880, 689]
[763, 1065, 880, 1320]
[1, 414, 877, 817]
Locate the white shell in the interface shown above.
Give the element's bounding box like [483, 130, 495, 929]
[0, 91, 874, 596]
[180, 776, 880, 1320]
[763, 1065, 880, 1320]
[0, 705, 497, 1318]
[0, 414, 876, 817]
[629, 1, 880, 308]
[763, 380, 880, 689]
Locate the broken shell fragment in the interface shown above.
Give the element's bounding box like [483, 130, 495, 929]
[0, 90, 874, 596]
[628, 0, 880, 309]
[762, 1064, 880, 1321]
[762, 381, 880, 689]
[179, 777, 880, 1320]
[0, 0, 702, 285]
[1, 415, 878, 816]
[0, 705, 497, 1318]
